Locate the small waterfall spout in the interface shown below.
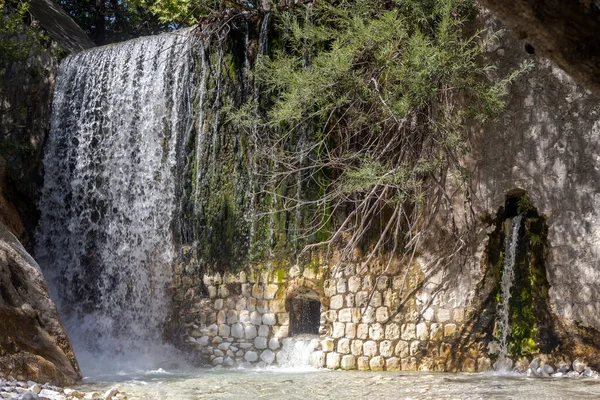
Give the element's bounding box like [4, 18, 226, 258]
[275, 335, 320, 370]
[496, 215, 522, 370]
[35, 29, 200, 374]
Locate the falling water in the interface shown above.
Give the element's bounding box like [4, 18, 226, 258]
[496, 215, 522, 370]
[275, 335, 320, 369]
[35, 29, 199, 374]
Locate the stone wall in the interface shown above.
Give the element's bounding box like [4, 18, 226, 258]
[176, 258, 489, 371]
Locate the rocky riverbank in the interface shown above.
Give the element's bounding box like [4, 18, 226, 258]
[0, 379, 126, 400]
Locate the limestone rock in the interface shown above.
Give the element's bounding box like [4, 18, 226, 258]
[0, 223, 81, 385]
[326, 352, 341, 369]
[369, 356, 385, 371]
[340, 355, 356, 370]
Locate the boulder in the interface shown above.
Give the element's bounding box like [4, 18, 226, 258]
[0, 223, 81, 385]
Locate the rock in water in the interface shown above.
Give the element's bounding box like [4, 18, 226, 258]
[0, 223, 81, 385]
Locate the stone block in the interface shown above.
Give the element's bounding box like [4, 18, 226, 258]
[252, 284, 264, 299]
[231, 323, 244, 338]
[239, 310, 250, 324]
[250, 311, 262, 325]
[272, 325, 289, 338]
[422, 307, 435, 322]
[410, 340, 420, 356]
[416, 322, 429, 341]
[302, 267, 317, 279]
[385, 323, 400, 340]
[355, 291, 369, 307]
[227, 310, 238, 324]
[436, 308, 451, 322]
[444, 323, 457, 338]
[213, 357, 224, 366]
[235, 297, 247, 311]
[324, 279, 336, 297]
[370, 292, 382, 307]
[326, 352, 341, 369]
[339, 308, 352, 323]
[245, 351, 258, 362]
[261, 349, 275, 364]
[401, 323, 416, 340]
[395, 341, 409, 358]
[341, 355, 356, 370]
[263, 313, 276, 325]
[362, 307, 375, 323]
[376, 276, 388, 291]
[332, 322, 345, 338]
[386, 357, 401, 371]
[363, 340, 378, 357]
[348, 276, 361, 293]
[330, 295, 344, 310]
[241, 283, 252, 297]
[276, 312, 290, 326]
[217, 311, 226, 324]
[430, 323, 443, 340]
[375, 307, 389, 323]
[351, 308, 362, 323]
[345, 323, 357, 339]
[245, 325, 257, 339]
[477, 357, 491, 371]
[321, 338, 335, 352]
[264, 284, 279, 299]
[462, 358, 476, 372]
[214, 299, 224, 310]
[218, 324, 230, 337]
[214, 349, 225, 357]
[345, 294, 355, 308]
[207, 285, 217, 298]
[257, 300, 268, 313]
[379, 340, 393, 358]
[258, 325, 270, 337]
[369, 356, 385, 371]
[453, 307, 465, 323]
[357, 356, 370, 371]
[255, 336, 268, 349]
[402, 357, 417, 371]
[269, 338, 280, 350]
[310, 351, 326, 368]
[369, 323, 384, 341]
[271, 299, 286, 313]
[440, 343, 452, 358]
[357, 324, 369, 339]
[247, 298, 257, 311]
[218, 285, 230, 297]
[337, 338, 351, 354]
[337, 279, 347, 294]
[363, 276, 373, 290]
[351, 340, 363, 356]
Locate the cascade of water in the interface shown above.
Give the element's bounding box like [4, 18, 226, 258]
[275, 335, 320, 370]
[35, 29, 200, 374]
[496, 214, 523, 370]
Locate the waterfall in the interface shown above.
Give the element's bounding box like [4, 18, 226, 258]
[35, 29, 200, 374]
[496, 215, 522, 370]
[275, 335, 320, 370]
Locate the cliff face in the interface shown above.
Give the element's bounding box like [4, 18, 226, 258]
[0, 0, 92, 384]
[0, 223, 81, 385]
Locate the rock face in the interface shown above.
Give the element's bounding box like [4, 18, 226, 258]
[478, 0, 600, 94]
[0, 223, 81, 385]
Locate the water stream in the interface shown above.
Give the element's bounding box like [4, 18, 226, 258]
[496, 215, 522, 370]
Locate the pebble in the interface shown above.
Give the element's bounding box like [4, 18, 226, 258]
[0, 380, 127, 400]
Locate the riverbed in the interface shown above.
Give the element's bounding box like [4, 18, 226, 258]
[77, 368, 600, 400]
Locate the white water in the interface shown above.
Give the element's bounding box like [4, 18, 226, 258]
[496, 215, 522, 370]
[35, 29, 199, 375]
[275, 335, 320, 370]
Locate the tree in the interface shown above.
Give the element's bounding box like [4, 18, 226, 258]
[243, 0, 530, 272]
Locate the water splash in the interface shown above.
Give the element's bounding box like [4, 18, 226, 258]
[496, 215, 522, 370]
[275, 335, 320, 370]
[35, 29, 199, 375]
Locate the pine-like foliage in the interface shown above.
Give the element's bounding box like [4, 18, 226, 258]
[251, 0, 529, 267]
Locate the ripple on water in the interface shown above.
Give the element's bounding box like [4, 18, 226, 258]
[75, 369, 600, 400]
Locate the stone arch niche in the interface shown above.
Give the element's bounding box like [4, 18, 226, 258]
[286, 288, 321, 336]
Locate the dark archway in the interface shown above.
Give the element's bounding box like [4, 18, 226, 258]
[287, 290, 321, 336]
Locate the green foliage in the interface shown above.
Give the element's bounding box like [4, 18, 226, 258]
[250, 0, 530, 257]
[0, 0, 44, 64]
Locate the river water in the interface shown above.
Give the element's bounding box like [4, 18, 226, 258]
[77, 369, 600, 399]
